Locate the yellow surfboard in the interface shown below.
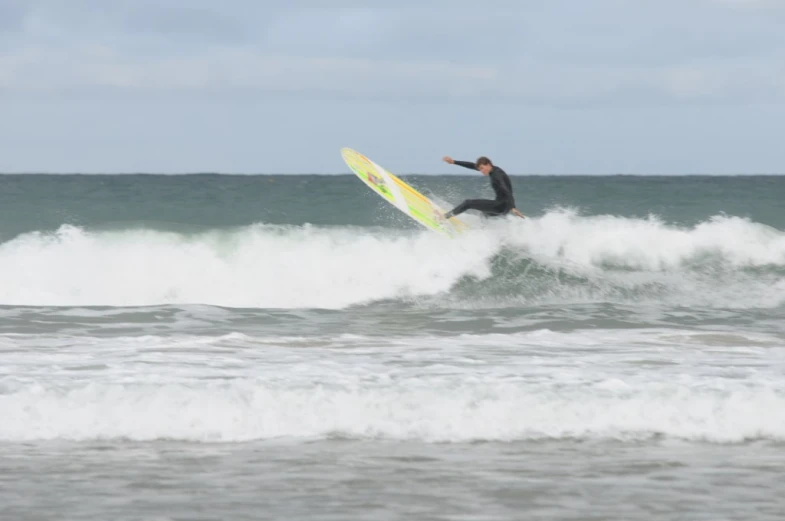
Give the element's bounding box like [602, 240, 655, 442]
[341, 148, 468, 237]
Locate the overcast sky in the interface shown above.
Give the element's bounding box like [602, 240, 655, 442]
[1, 0, 784, 174]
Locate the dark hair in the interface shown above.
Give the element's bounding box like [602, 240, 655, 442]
[475, 156, 492, 167]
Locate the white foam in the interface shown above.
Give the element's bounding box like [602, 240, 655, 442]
[1, 328, 784, 444]
[501, 209, 785, 271]
[0, 224, 496, 308]
[2, 377, 784, 444]
[0, 212, 783, 309]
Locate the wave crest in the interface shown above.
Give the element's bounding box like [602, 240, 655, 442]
[0, 209, 783, 309]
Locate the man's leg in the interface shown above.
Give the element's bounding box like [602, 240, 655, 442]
[444, 199, 505, 219]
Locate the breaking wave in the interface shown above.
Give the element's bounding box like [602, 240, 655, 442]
[0, 209, 783, 309]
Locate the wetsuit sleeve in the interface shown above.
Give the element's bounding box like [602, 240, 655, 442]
[452, 160, 477, 171]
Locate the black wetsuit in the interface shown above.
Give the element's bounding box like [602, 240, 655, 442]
[444, 161, 516, 218]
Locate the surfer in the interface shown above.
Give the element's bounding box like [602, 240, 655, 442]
[440, 156, 525, 219]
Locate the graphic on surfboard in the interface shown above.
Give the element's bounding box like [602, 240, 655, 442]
[341, 148, 468, 237]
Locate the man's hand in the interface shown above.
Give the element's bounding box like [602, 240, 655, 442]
[512, 208, 526, 219]
[442, 156, 455, 164]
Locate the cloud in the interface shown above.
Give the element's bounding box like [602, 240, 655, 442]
[0, 45, 498, 98]
[3, 43, 783, 106]
[0, 0, 785, 105]
[709, 0, 783, 7]
[0, 0, 28, 38]
[1, 0, 785, 175]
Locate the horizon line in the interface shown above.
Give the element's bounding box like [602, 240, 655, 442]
[1, 172, 784, 177]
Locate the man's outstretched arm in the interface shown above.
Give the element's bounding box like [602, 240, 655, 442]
[443, 156, 477, 171]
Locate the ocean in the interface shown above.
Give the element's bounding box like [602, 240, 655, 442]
[1, 173, 784, 520]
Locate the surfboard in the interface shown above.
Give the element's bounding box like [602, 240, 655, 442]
[341, 148, 468, 237]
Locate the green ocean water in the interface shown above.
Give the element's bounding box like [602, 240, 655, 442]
[2, 174, 784, 239]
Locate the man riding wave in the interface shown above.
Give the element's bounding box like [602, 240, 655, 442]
[440, 155, 525, 220]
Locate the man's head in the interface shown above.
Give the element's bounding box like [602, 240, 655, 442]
[476, 156, 493, 175]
